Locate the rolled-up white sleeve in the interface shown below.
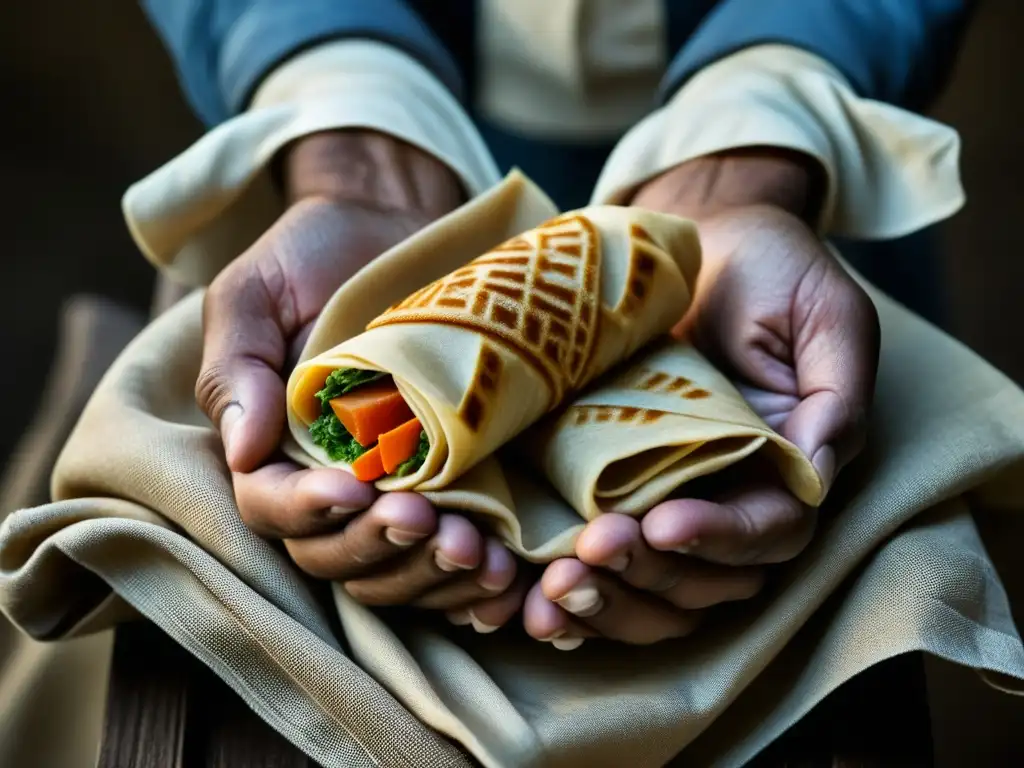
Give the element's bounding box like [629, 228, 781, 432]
[122, 40, 501, 287]
[591, 44, 965, 240]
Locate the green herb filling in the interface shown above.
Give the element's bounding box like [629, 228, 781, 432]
[307, 368, 430, 474]
[395, 431, 430, 477]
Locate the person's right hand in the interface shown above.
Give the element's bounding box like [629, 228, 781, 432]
[196, 130, 525, 629]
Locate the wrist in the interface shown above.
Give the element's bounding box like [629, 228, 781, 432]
[278, 130, 465, 219]
[630, 147, 825, 225]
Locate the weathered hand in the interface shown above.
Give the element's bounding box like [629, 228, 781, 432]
[196, 130, 523, 622]
[524, 150, 880, 647]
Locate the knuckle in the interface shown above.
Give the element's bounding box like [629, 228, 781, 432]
[724, 488, 812, 565]
[254, 252, 300, 334]
[766, 506, 817, 564]
[194, 361, 235, 424]
[284, 534, 362, 582]
[202, 270, 234, 311]
[724, 504, 764, 566]
[329, 533, 373, 571]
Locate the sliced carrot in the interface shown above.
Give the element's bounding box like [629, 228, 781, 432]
[329, 380, 414, 447]
[379, 417, 424, 474]
[351, 445, 386, 482]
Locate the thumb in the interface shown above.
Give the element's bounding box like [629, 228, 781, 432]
[784, 264, 880, 493]
[197, 261, 289, 474]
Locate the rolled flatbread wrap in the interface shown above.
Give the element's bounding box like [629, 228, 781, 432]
[522, 339, 826, 519]
[286, 204, 701, 492]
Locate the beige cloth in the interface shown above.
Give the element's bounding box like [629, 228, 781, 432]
[2, 179, 1024, 766]
[123, 40, 500, 288]
[0, 296, 143, 768]
[593, 45, 964, 239]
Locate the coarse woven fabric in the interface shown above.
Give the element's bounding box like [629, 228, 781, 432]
[1, 179, 1023, 767]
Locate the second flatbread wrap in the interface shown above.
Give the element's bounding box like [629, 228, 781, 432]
[287, 206, 701, 491]
[521, 340, 826, 521]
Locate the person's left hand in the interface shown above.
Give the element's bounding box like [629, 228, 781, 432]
[522, 149, 880, 648]
[198, 130, 526, 626]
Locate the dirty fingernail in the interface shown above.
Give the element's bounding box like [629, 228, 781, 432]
[469, 611, 501, 634]
[555, 585, 604, 617]
[552, 637, 584, 651]
[605, 554, 630, 573]
[435, 550, 473, 572]
[385, 528, 428, 547]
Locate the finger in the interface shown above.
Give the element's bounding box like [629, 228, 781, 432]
[448, 572, 532, 634]
[576, 514, 765, 609]
[233, 462, 378, 538]
[541, 560, 702, 645]
[198, 258, 290, 473]
[641, 484, 816, 566]
[342, 513, 485, 606]
[414, 538, 517, 611]
[284, 493, 438, 580]
[198, 200, 375, 473]
[522, 580, 596, 651]
[788, 258, 880, 486]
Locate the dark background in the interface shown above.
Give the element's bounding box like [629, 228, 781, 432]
[0, 1, 1021, 762]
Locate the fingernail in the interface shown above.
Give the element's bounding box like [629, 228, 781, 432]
[675, 538, 700, 555]
[552, 637, 584, 651]
[385, 528, 428, 547]
[555, 585, 604, 617]
[329, 505, 362, 517]
[539, 629, 586, 650]
[469, 611, 501, 634]
[446, 610, 472, 626]
[811, 444, 837, 492]
[219, 403, 243, 463]
[478, 572, 509, 593]
[605, 553, 630, 573]
[435, 550, 474, 572]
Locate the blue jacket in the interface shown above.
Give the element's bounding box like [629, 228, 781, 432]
[140, 0, 975, 210]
